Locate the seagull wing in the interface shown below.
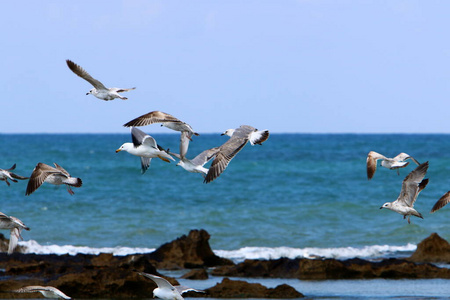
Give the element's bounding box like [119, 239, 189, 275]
[0, 212, 13, 229]
[123, 111, 182, 127]
[53, 163, 71, 177]
[66, 59, 107, 90]
[138, 272, 176, 291]
[25, 163, 59, 195]
[179, 131, 191, 159]
[366, 151, 387, 180]
[8, 227, 21, 254]
[431, 191, 450, 213]
[131, 127, 157, 148]
[397, 161, 429, 207]
[175, 285, 205, 295]
[394, 153, 420, 165]
[191, 147, 220, 167]
[204, 136, 248, 183]
[140, 157, 152, 174]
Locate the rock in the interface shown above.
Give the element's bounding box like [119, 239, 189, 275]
[204, 278, 304, 298]
[181, 268, 209, 279]
[212, 257, 450, 279]
[148, 229, 234, 269]
[408, 233, 450, 263]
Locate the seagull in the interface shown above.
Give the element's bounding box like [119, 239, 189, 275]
[0, 164, 28, 186]
[380, 161, 429, 224]
[431, 191, 450, 213]
[137, 272, 204, 300]
[366, 151, 420, 180]
[171, 147, 220, 176]
[116, 127, 175, 174]
[10, 286, 71, 299]
[123, 111, 199, 158]
[25, 163, 82, 196]
[204, 125, 269, 183]
[66, 59, 135, 101]
[0, 211, 30, 254]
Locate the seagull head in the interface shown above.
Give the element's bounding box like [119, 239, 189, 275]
[87, 88, 97, 95]
[380, 202, 392, 210]
[116, 143, 131, 153]
[221, 129, 235, 137]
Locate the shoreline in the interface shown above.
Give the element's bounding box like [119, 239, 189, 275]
[1, 230, 449, 298]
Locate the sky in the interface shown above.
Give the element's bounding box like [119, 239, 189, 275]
[1, 0, 450, 134]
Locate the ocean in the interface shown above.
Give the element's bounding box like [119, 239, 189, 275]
[1, 133, 450, 299]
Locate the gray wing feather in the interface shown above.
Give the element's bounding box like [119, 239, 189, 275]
[398, 162, 429, 207]
[66, 59, 107, 90]
[124, 111, 182, 127]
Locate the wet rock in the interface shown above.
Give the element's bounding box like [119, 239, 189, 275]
[148, 229, 234, 269]
[181, 268, 209, 279]
[212, 257, 450, 279]
[204, 278, 304, 298]
[408, 233, 450, 263]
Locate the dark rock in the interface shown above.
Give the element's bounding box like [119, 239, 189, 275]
[204, 278, 303, 298]
[181, 268, 209, 279]
[408, 233, 450, 263]
[212, 257, 450, 279]
[148, 229, 234, 269]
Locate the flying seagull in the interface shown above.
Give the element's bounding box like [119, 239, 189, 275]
[366, 151, 420, 180]
[171, 147, 220, 176]
[66, 59, 135, 101]
[123, 111, 199, 158]
[204, 125, 269, 183]
[10, 286, 71, 299]
[116, 127, 174, 174]
[137, 272, 204, 300]
[25, 163, 82, 196]
[431, 191, 450, 213]
[0, 164, 28, 186]
[379, 161, 429, 224]
[0, 211, 30, 254]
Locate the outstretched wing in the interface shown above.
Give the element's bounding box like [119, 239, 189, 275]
[431, 191, 450, 213]
[124, 111, 182, 127]
[66, 59, 107, 90]
[397, 162, 429, 207]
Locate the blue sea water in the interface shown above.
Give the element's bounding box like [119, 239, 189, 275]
[1, 133, 450, 299]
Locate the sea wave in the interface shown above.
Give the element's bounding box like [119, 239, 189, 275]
[19, 240, 417, 261]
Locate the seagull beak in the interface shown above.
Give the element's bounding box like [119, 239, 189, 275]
[116, 149, 122, 153]
[379, 206, 383, 209]
[86, 92, 89, 95]
[220, 133, 225, 136]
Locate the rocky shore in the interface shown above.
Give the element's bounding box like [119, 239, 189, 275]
[0, 229, 449, 298]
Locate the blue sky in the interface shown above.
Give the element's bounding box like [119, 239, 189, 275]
[2, 1, 449, 133]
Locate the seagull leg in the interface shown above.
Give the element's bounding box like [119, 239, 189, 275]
[67, 186, 75, 195]
[5, 180, 10, 186]
[158, 156, 171, 163]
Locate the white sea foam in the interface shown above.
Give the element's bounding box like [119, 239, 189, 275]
[18, 240, 416, 261]
[213, 244, 417, 262]
[20, 240, 155, 256]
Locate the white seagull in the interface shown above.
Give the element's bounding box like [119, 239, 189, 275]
[171, 147, 220, 176]
[0, 211, 30, 254]
[204, 125, 269, 183]
[366, 151, 420, 180]
[25, 163, 82, 196]
[0, 164, 28, 186]
[66, 59, 135, 101]
[116, 127, 174, 174]
[124, 111, 199, 158]
[10, 286, 71, 299]
[380, 161, 429, 224]
[137, 272, 204, 300]
[431, 191, 450, 213]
